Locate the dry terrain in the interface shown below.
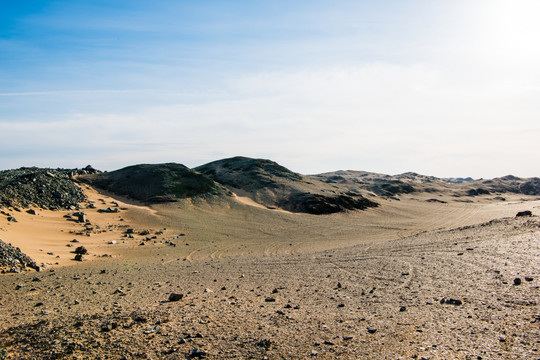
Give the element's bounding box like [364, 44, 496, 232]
[1, 181, 539, 359]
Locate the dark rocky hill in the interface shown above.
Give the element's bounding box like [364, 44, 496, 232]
[196, 157, 378, 214]
[0, 167, 90, 210]
[78, 163, 232, 203]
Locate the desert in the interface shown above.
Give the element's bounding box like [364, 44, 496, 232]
[0, 157, 539, 360]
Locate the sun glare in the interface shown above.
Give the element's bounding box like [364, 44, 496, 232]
[467, 0, 540, 66]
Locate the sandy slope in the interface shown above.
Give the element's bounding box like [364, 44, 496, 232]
[0, 185, 539, 359]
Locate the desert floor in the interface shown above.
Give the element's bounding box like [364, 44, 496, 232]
[1, 186, 539, 359]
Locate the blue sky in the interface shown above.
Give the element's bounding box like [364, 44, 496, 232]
[1, 0, 539, 178]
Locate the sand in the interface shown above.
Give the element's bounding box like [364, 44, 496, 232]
[0, 185, 539, 359]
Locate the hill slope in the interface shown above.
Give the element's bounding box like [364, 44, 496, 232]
[0, 167, 88, 210]
[311, 171, 540, 198]
[196, 156, 378, 214]
[78, 163, 231, 203]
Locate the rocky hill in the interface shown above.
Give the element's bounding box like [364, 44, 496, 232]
[311, 170, 540, 198]
[78, 163, 232, 203]
[0, 167, 92, 210]
[196, 157, 378, 214]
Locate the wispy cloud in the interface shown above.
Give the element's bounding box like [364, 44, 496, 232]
[1, 1, 539, 177]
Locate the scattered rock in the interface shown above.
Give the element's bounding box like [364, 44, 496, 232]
[74, 254, 84, 261]
[188, 348, 207, 358]
[516, 210, 532, 217]
[524, 276, 533, 282]
[367, 327, 377, 334]
[74, 246, 87, 255]
[514, 278, 522, 286]
[441, 298, 463, 306]
[169, 293, 184, 302]
[0, 238, 39, 271]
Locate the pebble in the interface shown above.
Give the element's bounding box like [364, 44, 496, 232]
[514, 278, 522, 286]
[169, 293, 184, 302]
[367, 327, 377, 334]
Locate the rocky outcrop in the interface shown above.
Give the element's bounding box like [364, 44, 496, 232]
[519, 178, 540, 195]
[0, 239, 39, 273]
[78, 163, 231, 203]
[0, 168, 87, 210]
[197, 157, 378, 214]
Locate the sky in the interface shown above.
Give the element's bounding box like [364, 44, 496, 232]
[1, 0, 539, 178]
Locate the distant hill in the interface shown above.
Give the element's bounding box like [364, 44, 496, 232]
[1, 159, 538, 214]
[311, 171, 540, 198]
[196, 156, 378, 214]
[78, 163, 231, 203]
[309, 170, 416, 197]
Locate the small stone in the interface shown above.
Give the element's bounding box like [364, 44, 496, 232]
[265, 297, 276, 302]
[367, 327, 377, 334]
[74, 246, 87, 254]
[514, 278, 522, 286]
[74, 254, 84, 261]
[443, 298, 463, 306]
[71, 239, 79, 243]
[343, 336, 353, 340]
[190, 348, 207, 358]
[169, 293, 184, 302]
[399, 306, 407, 312]
[524, 277, 533, 282]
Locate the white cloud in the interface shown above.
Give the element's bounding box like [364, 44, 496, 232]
[3, 61, 538, 178]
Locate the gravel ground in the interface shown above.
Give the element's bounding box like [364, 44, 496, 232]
[1, 216, 538, 359]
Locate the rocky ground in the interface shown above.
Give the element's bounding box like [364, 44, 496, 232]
[0, 239, 39, 273]
[0, 215, 538, 359]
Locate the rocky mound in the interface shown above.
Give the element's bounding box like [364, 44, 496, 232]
[310, 170, 416, 197]
[0, 239, 39, 273]
[78, 163, 231, 203]
[519, 178, 540, 195]
[0, 167, 89, 210]
[311, 171, 540, 198]
[196, 157, 378, 214]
